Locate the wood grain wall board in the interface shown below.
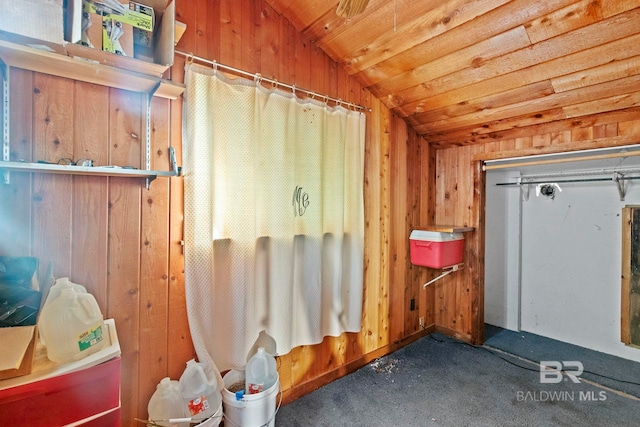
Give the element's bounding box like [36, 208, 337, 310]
[137, 96, 172, 420]
[71, 83, 110, 306]
[166, 55, 196, 381]
[108, 90, 144, 169]
[219, 0, 244, 69]
[195, 0, 221, 65]
[31, 74, 75, 279]
[107, 178, 142, 425]
[394, 27, 640, 118]
[389, 113, 408, 343]
[259, 2, 282, 80]
[33, 74, 74, 164]
[241, 0, 261, 73]
[71, 176, 108, 308]
[351, 0, 573, 85]
[377, 100, 392, 349]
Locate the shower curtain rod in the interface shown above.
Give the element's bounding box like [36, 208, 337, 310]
[175, 50, 370, 112]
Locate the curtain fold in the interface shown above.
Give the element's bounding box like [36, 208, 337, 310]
[183, 63, 365, 371]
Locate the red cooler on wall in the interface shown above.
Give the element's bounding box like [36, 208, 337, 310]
[410, 230, 464, 268]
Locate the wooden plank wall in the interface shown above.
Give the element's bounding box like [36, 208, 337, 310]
[0, 68, 188, 424]
[0, 1, 431, 425]
[432, 112, 640, 344]
[174, 0, 433, 405]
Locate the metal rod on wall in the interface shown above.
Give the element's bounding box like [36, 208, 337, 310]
[496, 176, 640, 186]
[175, 50, 370, 112]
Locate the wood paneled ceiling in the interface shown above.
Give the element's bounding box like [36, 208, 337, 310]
[264, 0, 640, 147]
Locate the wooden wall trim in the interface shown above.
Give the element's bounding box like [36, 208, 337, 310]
[622, 207, 632, 345]
[473, 134, 640, 161]
[470, 161, 485, 345]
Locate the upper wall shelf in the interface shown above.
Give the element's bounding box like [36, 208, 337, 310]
[0, 159, 180, 189]
[0, 40, 184, 100]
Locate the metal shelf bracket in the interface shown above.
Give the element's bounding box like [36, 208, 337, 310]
[423, 263, 464, 288]
[1, 58, 9, 184]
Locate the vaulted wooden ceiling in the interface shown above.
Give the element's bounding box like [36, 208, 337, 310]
[264, 0, 640, 147]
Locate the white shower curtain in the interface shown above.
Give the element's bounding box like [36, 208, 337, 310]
[182, 63, 366, 372]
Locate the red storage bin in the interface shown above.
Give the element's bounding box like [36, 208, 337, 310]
[410, 230, 464, 268]
[0, 357, 121, 426]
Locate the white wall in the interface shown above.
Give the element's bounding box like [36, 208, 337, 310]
[484, 170, 521, 331]
[485, 156, 640, 362]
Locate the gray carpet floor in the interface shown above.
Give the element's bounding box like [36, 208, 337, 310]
[274, 326, 640, 426]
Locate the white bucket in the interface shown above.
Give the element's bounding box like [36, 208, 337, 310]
[193, 402, 223, 427]
[222, 370, 280, 427]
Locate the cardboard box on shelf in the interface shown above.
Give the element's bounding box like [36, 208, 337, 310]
[66, 0, 174, 77]
[0, 327, 38, 381]
[0, 256, 43, 380]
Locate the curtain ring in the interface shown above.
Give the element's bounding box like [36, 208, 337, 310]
[271, 79, 278, 90]
[254, 73, 263, 84]
[186, 52, 194, 65]
[292, 85, 296, 97]
[212, 60, 218, 71]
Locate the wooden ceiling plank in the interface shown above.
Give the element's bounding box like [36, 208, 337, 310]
[426, 107, 640, 146]
[332, 0, 508, 73]
[394, 30, 640, 117]
[563, 92, 640, 118]
[551, 54, 640, 93]
[394, 7, 640, 112]
[266, 0, 337, 32]
[368, 26, 531, 99]
[524, 0, 604, 44]
[352, 0, 575, 86]
[302, 0, 410, 46]
[408, 81, 556, 125]
[473, 134, 640, 161]
[414, 74, 640, 134]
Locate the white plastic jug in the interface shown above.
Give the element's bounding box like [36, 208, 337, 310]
[178, 359, 222, 421]
[38, 287, 106, 364]
[245, 347, 277, 394]
[38, 277, 88, 345]
[148, 377, 190, 427]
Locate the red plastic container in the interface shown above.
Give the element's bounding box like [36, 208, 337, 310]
[410, 230, 464, 268]
[0, 357, 121, 426]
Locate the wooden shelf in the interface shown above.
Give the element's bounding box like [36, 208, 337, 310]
[416, 225, 475, 233]
[0, 161, 180, 188]
[0, 40, 184, 100]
